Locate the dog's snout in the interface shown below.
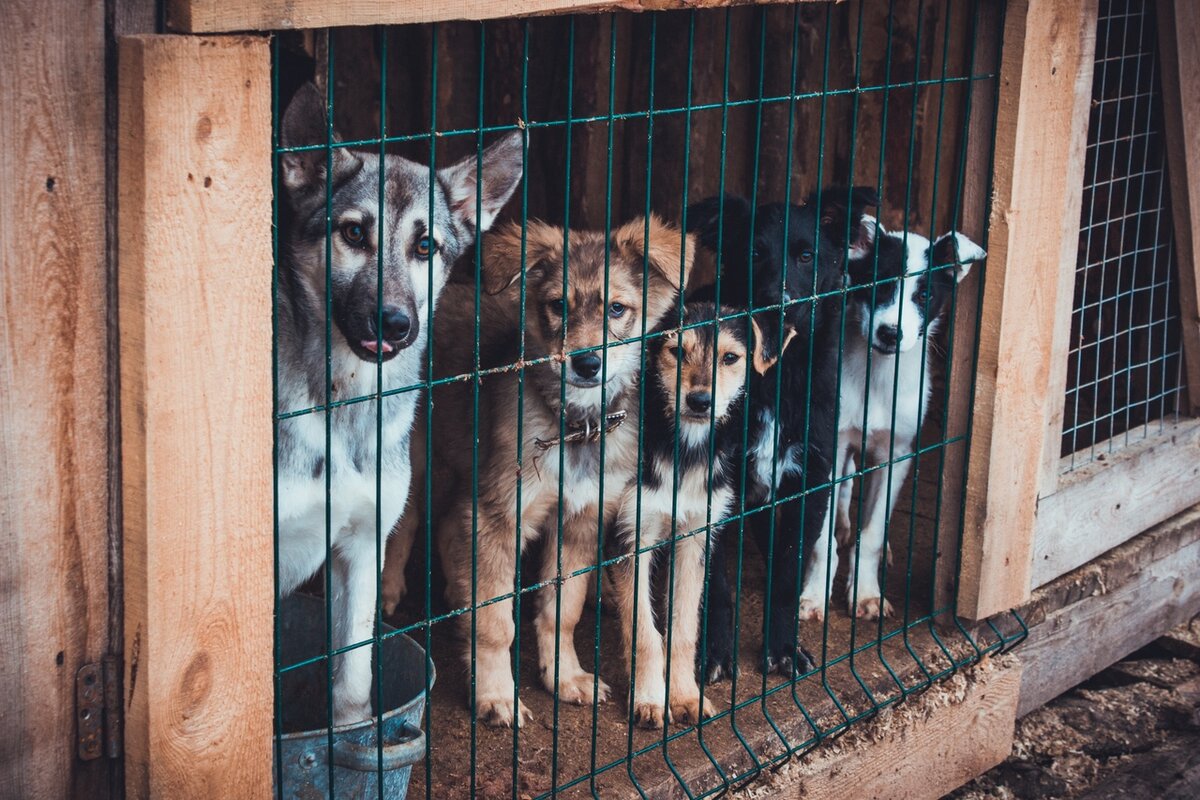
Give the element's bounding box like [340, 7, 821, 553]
[686, 391, 713, 414]
[571, 353, 603, 380]
[381, 306, 412, 342]
[875, 324, 900, 349]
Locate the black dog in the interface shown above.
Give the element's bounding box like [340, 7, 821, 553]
[687, 186, 880, 678]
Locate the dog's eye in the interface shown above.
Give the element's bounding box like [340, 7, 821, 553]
[722, 352, 740, 366]
[547, 298, 565, 316]
[751, 248, 762, 261]
[608, 302, 626, 319]
[415, 236, 439, 258]
[666, 345, 681, 359]
[340, 222, 367, 247]
[798, 249, 814, 263]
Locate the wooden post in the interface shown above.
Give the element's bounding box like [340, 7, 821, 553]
[118, 34, 273, 799]
[0, 1, 111, 797]
[1157, 0, 1200, 414]
[952, 0, 1099, 619]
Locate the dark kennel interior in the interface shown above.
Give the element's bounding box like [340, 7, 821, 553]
[1061, 0, 1187, 467]
[271, 2, 1025, 798]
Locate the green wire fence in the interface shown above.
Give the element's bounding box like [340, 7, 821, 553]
[271, 2, 1027, 798]
[1061, 0, 1186, 469]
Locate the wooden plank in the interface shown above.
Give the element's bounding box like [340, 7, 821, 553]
[167, 0, 813, 34]
[1016, 504, 1200, 716]
[954, 0, 1098, 620]
[1031, 418, 1200, 588]
[1038, 0, 1100, 494]
[780, 659, 1021, 800]
[118, 34, 273, 800]
[0, 0, 111, 798]
[934, 0, 1002, 617]
[1157, 0, 1200, 414]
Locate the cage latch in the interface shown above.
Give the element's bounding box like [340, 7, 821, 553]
[76, 655, 122, 761]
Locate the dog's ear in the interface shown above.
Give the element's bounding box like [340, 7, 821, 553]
[615, 215, 695, 328]
[439, 131, 525, 233]
[279, 83, 363, 200]
[686, 194, 753, 256]
[814, 185, 881, 261]
[749, 313, 796, 375]
[479, 219, 560, 295]
[931, 231, 987, 282]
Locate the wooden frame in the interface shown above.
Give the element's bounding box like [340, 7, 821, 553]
[1023, 0, 1200, 592]
[5, 0, 1194, 796]
[165, 0, 811, 33]
[118, 34, 273, 799]
[1, 1, 111, 796]
[1018, 502, 1200, 716]
[941, 0, 1100, 620]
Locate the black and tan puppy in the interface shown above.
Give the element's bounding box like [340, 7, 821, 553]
[687, 186, 880, 679]
[386, 215, 693, 727]
[608, 302, 782, 727]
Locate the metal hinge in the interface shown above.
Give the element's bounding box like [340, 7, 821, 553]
[77, 655, 122, 761]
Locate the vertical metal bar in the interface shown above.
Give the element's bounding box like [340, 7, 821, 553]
[422, 28, 440, 800]
[374, 26, 390, 796]
[513, 21, 532, 798]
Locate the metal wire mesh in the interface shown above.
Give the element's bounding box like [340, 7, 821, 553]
[270, 3, 1025, 798]
[1061, 0, 1186, 469]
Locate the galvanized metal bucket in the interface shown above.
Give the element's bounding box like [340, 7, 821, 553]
[276, 594, 435, 799]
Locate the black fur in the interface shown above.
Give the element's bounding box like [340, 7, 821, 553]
[688, 186, 879, 678]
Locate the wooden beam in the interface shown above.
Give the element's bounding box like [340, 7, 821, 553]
[1017, 504, 1200, 716]
[1037, 0, 1100, 494]
[1031, 418, 1200, 588]
[0, 0, 111, 797]
[770, 659, 1021, 800]
[1157, 0, 1200, 414]
[955, 0, 1098, 620]
[167, 0, 812, 34]
[118, 34, 273, 799]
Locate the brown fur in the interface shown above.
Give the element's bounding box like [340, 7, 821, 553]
[382, 215, 694, 726]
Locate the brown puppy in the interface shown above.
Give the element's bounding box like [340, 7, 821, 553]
[384, 215, 693, 726]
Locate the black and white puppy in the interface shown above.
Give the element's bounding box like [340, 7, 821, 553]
[687, 186, 879, 677]
[608, 302, 775, 727]
[799, 220, 986, 621]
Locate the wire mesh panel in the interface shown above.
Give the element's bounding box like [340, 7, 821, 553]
[270, 3, 1024, 798]
[1061, 0, 1187, 468]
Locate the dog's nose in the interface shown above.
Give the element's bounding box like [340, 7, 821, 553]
[686, 391, 713, 414]
[571, 353, 603, 380]
[875, 325, 900, 349]
[380, 306, 411, 341]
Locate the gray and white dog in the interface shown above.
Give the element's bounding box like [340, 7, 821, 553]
[274, 83, 524, 725]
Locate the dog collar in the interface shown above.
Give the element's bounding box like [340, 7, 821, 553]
[534, 410, 627, 451]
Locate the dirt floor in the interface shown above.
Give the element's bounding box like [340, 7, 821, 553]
[949, 615, 1200, 800]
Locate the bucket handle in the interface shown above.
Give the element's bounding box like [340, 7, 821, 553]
[331, 723, 426, 772]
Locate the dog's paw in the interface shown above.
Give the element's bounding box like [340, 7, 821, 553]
[853, 596, 894, 620]
[670, 690, 721, 726]
[702, 654, 737, 685]
[698, 633, 737, 685]
[633, 700, 668, 729]
[552, 672, 611, 706]
[797, 597, 826, 622]
[476, 696, 533, 728]
[761, 641, 818, 677]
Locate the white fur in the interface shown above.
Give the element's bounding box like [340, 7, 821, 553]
[800, 224, 983, 620]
